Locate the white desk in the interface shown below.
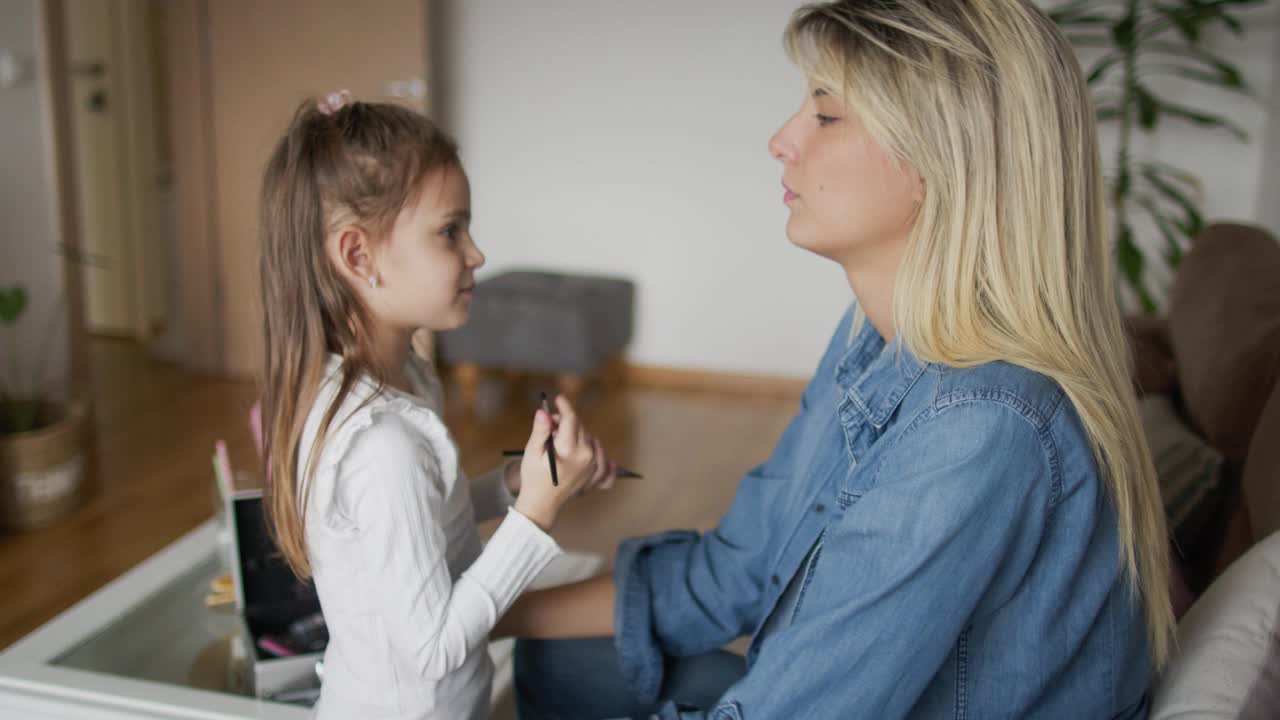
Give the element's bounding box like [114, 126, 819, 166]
[0, 520, 601, 719]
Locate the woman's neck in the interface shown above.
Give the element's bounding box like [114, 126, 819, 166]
[841, 246, 903, 344]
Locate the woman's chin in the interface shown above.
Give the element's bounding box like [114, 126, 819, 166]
[786, 227, 837, 261]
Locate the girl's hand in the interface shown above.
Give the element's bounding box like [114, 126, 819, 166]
[502, 435, 615, 497]
[580, 435, 618, 495]
[512, 395, 597, 531]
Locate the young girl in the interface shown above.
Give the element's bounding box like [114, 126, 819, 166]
[258, 92, 613, 720]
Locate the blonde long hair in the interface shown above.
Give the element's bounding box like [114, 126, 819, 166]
[259, 100, 460, 578]
[785, 0, 1173, 666]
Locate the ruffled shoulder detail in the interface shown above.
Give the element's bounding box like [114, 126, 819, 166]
[303, 389, 458, 531]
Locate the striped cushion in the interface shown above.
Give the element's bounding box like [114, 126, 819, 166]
[1139, 394, 1225, 538]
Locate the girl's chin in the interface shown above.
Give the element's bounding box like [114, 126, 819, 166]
[435, 309, 469, 331]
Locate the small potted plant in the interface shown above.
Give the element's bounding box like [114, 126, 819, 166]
[0, 285, 88, 529]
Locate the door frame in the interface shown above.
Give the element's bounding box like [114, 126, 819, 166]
[44, 0, 225, 376]
[37, 0, 91, 397]
[158, 0, 223, 373]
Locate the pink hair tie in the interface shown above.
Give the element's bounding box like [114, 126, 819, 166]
[317, 89, 353, 115]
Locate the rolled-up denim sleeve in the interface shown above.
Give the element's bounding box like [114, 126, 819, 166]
[652, 399, 1054, 719]
[613, 456, 793, 703]
[612, 379, 832, 704]
[613, 306, 852, 705]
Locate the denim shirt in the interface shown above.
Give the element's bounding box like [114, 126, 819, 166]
[614, 305, 1151, 719]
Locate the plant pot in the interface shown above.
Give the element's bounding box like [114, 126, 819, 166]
[0, 400, 89, 530]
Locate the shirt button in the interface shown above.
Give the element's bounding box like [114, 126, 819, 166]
[771, 574, 781, 585]
[814, 503, 826, 513]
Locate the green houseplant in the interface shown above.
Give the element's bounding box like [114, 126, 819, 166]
[1051, 0, 1263, 313]
[0, 284, 88, 529]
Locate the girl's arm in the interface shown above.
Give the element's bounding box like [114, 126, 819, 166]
[344, 401, 594, 679]
[344, 413, 561, 680]
[494, 574, 616, 639]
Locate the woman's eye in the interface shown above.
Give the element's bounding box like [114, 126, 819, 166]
[816, 114, 839, 127]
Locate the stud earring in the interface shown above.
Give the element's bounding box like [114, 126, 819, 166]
[368, 275, 379, 289]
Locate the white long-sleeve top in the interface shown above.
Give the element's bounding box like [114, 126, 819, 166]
[301, 354, 560, 720]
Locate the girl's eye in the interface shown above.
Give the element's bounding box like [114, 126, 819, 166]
[441, 224, 460, 244]
[816, 114, 839, 127]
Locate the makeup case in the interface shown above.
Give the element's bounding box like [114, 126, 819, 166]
[226, 489, 325, 701]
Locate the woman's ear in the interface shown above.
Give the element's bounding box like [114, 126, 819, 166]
[326, 225, 376, 288]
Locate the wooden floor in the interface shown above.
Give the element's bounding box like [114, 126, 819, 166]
[0, 338, 800, 651]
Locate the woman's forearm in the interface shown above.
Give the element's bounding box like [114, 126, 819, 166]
[494, 573, 616, 639]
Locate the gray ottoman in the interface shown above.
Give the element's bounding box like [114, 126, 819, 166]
[437, 270, 635, 408]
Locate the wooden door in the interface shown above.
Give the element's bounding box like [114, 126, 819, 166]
[64, 0, 134, 336]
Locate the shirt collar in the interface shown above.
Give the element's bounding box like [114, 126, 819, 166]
[835, 311, 928, 429]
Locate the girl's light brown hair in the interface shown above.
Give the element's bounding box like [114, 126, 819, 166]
[259, 100, 460, 578]
[784, 0, 1174, 666]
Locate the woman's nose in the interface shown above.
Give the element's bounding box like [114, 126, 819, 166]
[769, 118, 797, 163]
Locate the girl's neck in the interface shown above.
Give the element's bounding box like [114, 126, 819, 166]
[367, 324, 415, 394]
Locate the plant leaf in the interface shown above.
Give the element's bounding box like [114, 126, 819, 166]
[1087, 54, 1122, 85]
[1048, 0, 1110, 24]
[1067, 33, 1114, 48]
[1154, 4, 1201, 43]
[1111, 14, 1138, 49]
[1145, 43, 1248, 90]
[1096, 104, 1124, 122]
[1115, 223, 1156, 315]
[1139, 161, 1201, 196]
[0, 287, 27, 326]
[1143, 167, 1205, 238]
[1058, 13, 1116, 27]
[1135, 84, 1161, 130]
[1160, 102, 1248, 140]
[1135, 194, 1189, 267]
[1140, 62, 1248, 91]
[1115, 165, 1132, 201]
[1146, 158, 1203, 188]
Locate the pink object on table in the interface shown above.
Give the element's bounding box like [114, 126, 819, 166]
[256, 635, 297, 658]
[249, 401, 265, 459]
[215, 440, 234, 495]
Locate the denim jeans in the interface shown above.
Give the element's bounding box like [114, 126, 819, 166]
[514, 637, 745, 720]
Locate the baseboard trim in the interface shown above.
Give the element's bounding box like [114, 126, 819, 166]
[622, 363, 806, 398]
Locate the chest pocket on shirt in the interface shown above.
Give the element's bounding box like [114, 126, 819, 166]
[835, 396, 880, 509]
[836, 462, 866, 510]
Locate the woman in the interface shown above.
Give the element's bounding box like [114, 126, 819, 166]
[501, 1, 1172, 717]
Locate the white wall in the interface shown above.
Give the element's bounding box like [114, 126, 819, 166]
[0, 0, 69, 399]
[437, 1, 1280, 378]
[435, 0, 851, 379]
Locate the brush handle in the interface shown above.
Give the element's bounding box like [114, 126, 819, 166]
[501, 450, 643, 479]
[539, 392, 559, 486]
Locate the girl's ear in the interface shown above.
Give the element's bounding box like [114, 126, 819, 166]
[326, 225, 375, 287]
